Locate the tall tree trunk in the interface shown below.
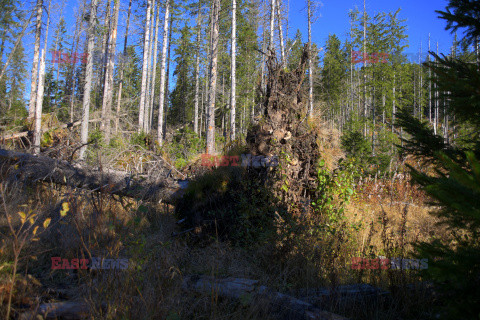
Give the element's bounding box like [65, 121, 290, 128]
[79, 0, 98, 160]
[97, 0, 111, 108]
[269, 0, 275, 52]
[144, 0, 156, 133]
[276, 0, 285, 66]
[115, 0, 132, 134]
[156, 0, 171, 146]
[28, 0, 44, 119]
[307, 0, 313, 118]
[206, 0, 220, 154]
[33, 0, 52, 155]
[100, 0, 120, 144]
[193, 5, 202, 134]
[147, 1, 161, 133]
[138, 0, 153, 132]
[162, 14, 173, 135]
[230, 0, 236, 142]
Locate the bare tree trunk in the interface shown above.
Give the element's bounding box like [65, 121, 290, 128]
[147, 1, 161, 134]
[100, 0, 120, 144]
[33, 0, 52, 154]
[97, 0, 111, 108]
[206, 0, 220, 154]
[28, 0, 44, 119]
[157, 0, 171, 146]
[79, 0, 98, 160]
[162, 15, 173, 135]
[193, 5, 202, 134]
[115, 0, 132, 134]
[138, 0, 153, 132]
[269, 0, 275, 52]
[230, 0, 236, 142]
[276, 0, 285, 66]
[33, 52, 46, 154]
[144, 0, 156, 133]
[307, 0, 313, 118]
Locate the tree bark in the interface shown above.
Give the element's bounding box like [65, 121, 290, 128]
[79, 0, 98, 160]
[100, 0, 121, 144]
[147, 0, 161, 134]
[144, 0, 156, 133]
[33, 0, 52, 154]
[276, 0, 286, 67]
[206, 0, 220, 154]
[230, 0, 236, 142]
[138, 0, 153, 132]
[193, 5, 202, 135]
[156, 0, 171, 146]
[28, 0, 44, 119]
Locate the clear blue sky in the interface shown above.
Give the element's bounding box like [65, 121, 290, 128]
[19, 0, 457, 103]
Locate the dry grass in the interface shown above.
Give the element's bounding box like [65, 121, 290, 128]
[0, 163, 447, 319]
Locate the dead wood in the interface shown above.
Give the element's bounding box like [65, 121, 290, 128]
[18, 300, 91, 320]
[0, 149, 187, 203]
[182, 275, 350, 320]
[246, 46, 321, 210]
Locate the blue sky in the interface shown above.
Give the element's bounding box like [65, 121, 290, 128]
[286, 0, 455, 57]
[18, 0, 457, 102]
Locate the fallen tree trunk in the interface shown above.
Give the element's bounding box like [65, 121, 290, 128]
[1, 118, 102, 142]
[0, 149, 188, 204]
[182, 275, 349, 320]
[18, 300, 91, 320]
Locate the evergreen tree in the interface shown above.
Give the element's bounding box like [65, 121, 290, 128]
[397, 1, 480, 318]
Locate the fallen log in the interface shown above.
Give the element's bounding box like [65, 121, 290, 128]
[0, 149, 188, 204]
[182, 275, 349, 320]
[1, 118, 101, 142]
[18, 301, 90, 320]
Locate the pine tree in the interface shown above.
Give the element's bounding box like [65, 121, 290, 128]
[397, 1, 480, 318]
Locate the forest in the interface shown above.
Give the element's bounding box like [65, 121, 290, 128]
[0, 0, 479, 319]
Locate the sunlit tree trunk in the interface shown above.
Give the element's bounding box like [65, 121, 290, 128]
[79, 0, 98, 160]
[193, 5, 202, 134]
[144, 0, 156, 133]
[230, 0, 236, 141]
[101, 0, 120, 144]
[33, 0, 52, 154]
[157, 0, 171, 146]
[147, 1, 161, 133]
[28, 0, 43, 119]
[138, 0, 153, 132]
[206, 0, 220, 154]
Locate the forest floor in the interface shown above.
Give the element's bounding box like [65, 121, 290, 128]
[0, 150, 446, 319]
